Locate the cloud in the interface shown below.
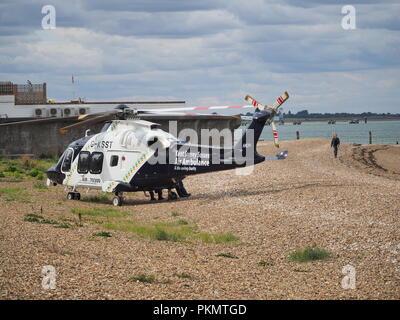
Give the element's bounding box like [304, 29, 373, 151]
[0, 0, 399, 113]
[81, 0, 224, 13]
[84, 9, 242, 38]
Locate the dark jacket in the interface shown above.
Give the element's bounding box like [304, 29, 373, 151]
[331, 137, 340, 148]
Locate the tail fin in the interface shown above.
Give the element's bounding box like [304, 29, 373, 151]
[234, 110, 271, 163]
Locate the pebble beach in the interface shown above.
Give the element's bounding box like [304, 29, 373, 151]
[0, 138, 399, 299]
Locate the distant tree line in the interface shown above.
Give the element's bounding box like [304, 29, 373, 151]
[239, 110, 400, 119]
[283, 110, 400, 119]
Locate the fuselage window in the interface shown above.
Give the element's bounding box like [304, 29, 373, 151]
[110, 155, 119, 167]
[77, 151, 90, 174]
[90, 152, 104, 174]
[61, 149, 74, 172]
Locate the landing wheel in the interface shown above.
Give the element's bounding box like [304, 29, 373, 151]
[112, 196, 123, 207]
[168, 191, 178, 201]
[67, 192, 81, 200]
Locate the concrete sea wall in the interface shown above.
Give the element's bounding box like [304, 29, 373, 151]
[0, 115, 241, 157]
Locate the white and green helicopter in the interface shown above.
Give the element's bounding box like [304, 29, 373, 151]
[2, 93, 289, 206]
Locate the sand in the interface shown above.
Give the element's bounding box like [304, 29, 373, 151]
[0, 138, 399, 300]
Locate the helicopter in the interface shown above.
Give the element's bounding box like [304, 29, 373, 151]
[1, 92, 289, 206]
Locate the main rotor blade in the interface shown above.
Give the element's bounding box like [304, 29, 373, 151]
[0, 115, 79, 127]
[141, 112, 237, 118]
[76, 111, 110, 120]
[144, 105, 252, 113]
[0, 110, 112, 128]
[59, 114, 115, 134]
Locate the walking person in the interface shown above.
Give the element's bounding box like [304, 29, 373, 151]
[331, 132, 340, 158]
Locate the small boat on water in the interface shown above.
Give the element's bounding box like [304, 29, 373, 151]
[349, 119, 360, 124]
[328, 120, 336, 124]
[293, 121, 302, 125]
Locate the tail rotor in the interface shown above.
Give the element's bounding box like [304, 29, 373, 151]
[244, 92, 289, 148]
[271, 121, 279, 148]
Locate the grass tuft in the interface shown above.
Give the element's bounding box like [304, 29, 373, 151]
[0, 157, 55, 181]
[19, 156, 38, 169]
[24, 217, 40, 223]
[294, 269, 311, 273]
[33, 182, 48, 190]
[25, 213, 44, 219]
[71, 207, 129, 217]
[102, 218, 239, 244]
[93, 231, 112, 237]
[154, 228, 171, 241]
[29, 169, 39, 177]
[289, 246, 331, 263]
[175, 273, 192, 279]
[197, 232, 239, 244]
[40, 219, 59, 225]
[259, 260, 274, 267]
[216, 253, 238, 259]
[24, 214, 71, 229]
[129, 274, 155, 283]
[82, 194, 111, 204]
[104, 220, 193, 242]
[0, 187, 25, 201]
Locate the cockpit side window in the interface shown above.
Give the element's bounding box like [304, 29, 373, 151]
[90, 152, 104, 174]
[110, 155, 119, 167]
[77, 151, 90, 174]
[61, 148, 74, 172]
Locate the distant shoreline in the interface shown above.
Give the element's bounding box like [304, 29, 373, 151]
[257, 137, 400, 146]
[283, 118, 400, 123]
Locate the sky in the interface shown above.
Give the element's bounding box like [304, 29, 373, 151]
[0, 0, 399, 114]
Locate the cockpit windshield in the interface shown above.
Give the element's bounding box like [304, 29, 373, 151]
[61, 148, 74, 172]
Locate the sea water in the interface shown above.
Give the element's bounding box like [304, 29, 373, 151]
[235, 120, 400, 145]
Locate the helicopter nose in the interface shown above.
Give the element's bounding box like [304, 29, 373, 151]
[46, 165, 65, 185]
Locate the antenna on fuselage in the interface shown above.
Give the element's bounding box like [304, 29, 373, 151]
[114, 104, 138, 120]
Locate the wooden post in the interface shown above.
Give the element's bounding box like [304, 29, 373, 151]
[369, 131, 372, 144]
[296, 131, 300, 140]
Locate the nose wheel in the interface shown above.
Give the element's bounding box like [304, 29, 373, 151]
[112, 195, 123, 206]
[67, 192, 81, 200]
